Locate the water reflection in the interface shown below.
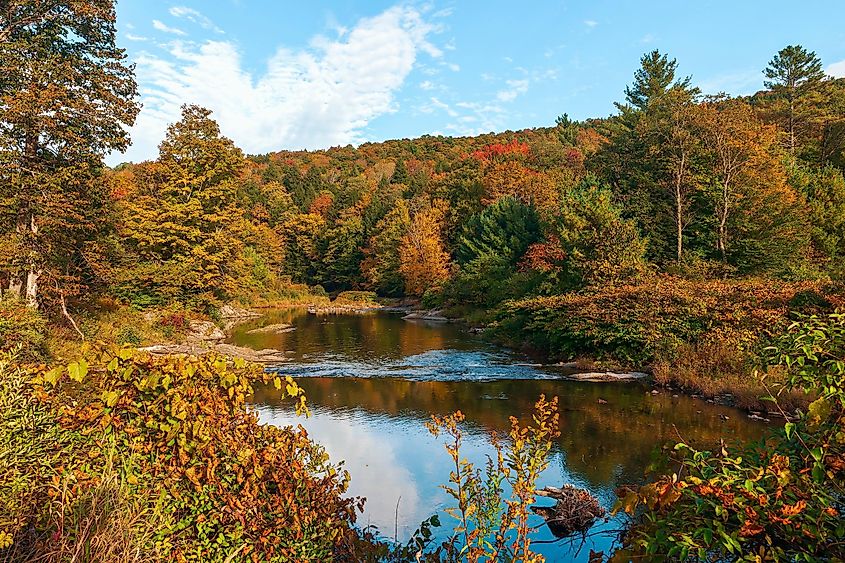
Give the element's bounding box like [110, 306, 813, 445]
[239, 310, 772, 561]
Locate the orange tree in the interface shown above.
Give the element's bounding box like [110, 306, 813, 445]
[611, 312, 845, 561]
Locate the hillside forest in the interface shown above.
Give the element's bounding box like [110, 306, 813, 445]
[0, 2, 844, 562]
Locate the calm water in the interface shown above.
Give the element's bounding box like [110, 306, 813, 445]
[232, 309, 772, 561]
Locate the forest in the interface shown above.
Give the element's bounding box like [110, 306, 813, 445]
[1, 1, 844, 562]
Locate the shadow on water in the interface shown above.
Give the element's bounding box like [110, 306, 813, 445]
[235, 309, 773, 561]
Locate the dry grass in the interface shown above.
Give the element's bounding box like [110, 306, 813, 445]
[653, 340, 808, 412]
[32, 456, 163, 563]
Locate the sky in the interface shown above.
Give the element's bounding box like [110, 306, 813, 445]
[111, 0, 845, 164]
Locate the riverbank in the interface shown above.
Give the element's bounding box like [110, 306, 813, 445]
[483, 276, 845, 412]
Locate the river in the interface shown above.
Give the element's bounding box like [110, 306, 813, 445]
[230, 308, 772, 561]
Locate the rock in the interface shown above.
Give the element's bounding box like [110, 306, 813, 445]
[402, 309, 450, 322]
[246, 323, 295, 335]
[567, 371, 648, 383]
[597, 398, 608, 404]
[140, 342, 289, 365]
[187, 320, 225, 341]
[219, 304, 260, 319]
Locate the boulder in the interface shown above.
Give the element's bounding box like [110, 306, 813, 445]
[186, 320, 226, 341]
[220, 304, 260, 319]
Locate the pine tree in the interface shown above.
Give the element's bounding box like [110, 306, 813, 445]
[622, 50, 693, 112]
[763, 45, 826, 155]
[456, 197, 541, 266]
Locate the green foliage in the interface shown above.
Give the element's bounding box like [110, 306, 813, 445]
[0, 299, 47, 360]
[456, 196, 541, 266]
[613, 312, 845, 561]
[547, 180, 648, 289]
[492, 277, 844, 367]
[790, 163, 845, 271]
[1, 349, 359, 562]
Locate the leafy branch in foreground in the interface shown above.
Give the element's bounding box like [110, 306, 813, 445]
[426, 395, 560, 563]
[610, 312, 845, 561]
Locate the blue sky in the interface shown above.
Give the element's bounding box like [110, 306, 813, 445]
[112, 0, 845, 163]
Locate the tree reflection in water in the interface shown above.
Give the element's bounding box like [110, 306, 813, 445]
[237, 310, 771, 560]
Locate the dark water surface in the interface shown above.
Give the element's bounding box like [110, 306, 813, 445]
[233, 309, 772, 561]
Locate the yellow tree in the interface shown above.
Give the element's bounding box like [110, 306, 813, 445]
[0, 0, 139, 307]
[399, 203, 451, 296]
[119, 106, 245, 306]
[700, 98, 784, 258]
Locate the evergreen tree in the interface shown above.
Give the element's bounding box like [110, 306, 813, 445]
[622, 50, 693, 112]
[456, 197, 541, 266]
[762, 45, 826, 155]
[361, 200, 411, 296]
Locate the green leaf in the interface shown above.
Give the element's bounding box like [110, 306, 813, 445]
[784, 422, 796, 440]
[67, 360, 88, 382]
[42, 367, 62, 386]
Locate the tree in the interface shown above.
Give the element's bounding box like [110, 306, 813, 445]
[699, 98, 782, 259]
[622, 50, 693, 112]
[0, 0, 139, 307]
[399, 204, 451, 296]
[762, 45, 826, 155]
[640, 88, 704, 262]
[456, 197, 541, 266]
[118, 106, 245, 307]
[361, 200, 411, 296]
[529, 180, 647, 289]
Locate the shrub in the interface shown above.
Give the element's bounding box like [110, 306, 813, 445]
[492, 276, 845, 367]
[0, 299, 47, 361]
[4, 348, 359, 562]
[611, 313, 845, 561]
[334, 291, 379, 305]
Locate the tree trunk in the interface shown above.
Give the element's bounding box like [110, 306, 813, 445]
[717, 180, 730, 260]
[674, 152, 686, 263]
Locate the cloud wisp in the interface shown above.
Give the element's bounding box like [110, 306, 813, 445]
[117, 6, 441, 163]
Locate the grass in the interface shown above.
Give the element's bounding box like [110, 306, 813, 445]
[652, 341, 808, 412]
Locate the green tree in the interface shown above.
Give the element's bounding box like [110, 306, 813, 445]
[361, 200, 411, 296]
[0, 0, 139, 307]
[762, 45, 827, 155]
[456, 197, 541, 266]
[622, 50, 693, 112]
[550, 180, 648, 287]
[790, 163, 845, 272]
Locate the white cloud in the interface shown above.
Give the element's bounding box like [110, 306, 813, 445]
[419, 80, 435, 90]
[125, 33, 148, 42]
[114, 6, 441, 163]
[169, 6, 224, 33]
[828, 60, 845, 78]
[496, 78, 529, 102]
[698, 70, 763, 95]
[584, 19, 598, 28]
[640, 33, 655, 44]
[152, 19, 187, 36]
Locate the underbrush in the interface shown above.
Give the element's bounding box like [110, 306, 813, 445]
[0, 299, 47, 361]
[1, 347, 358, 562]
[612, 313, 845, 561]
[491, 276, 843, 409]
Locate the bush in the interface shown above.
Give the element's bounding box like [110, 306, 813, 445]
[0, 299, 47, 361]
[3, 348, 359, 562]
[612, 312, 845, 561]
[334, 291, 378, 304]
[492, 276, 845, 367]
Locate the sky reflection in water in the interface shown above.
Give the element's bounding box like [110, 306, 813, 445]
[238, 310, 772, 561]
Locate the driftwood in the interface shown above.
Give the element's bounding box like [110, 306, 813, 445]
[531, 485, 606, 538]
